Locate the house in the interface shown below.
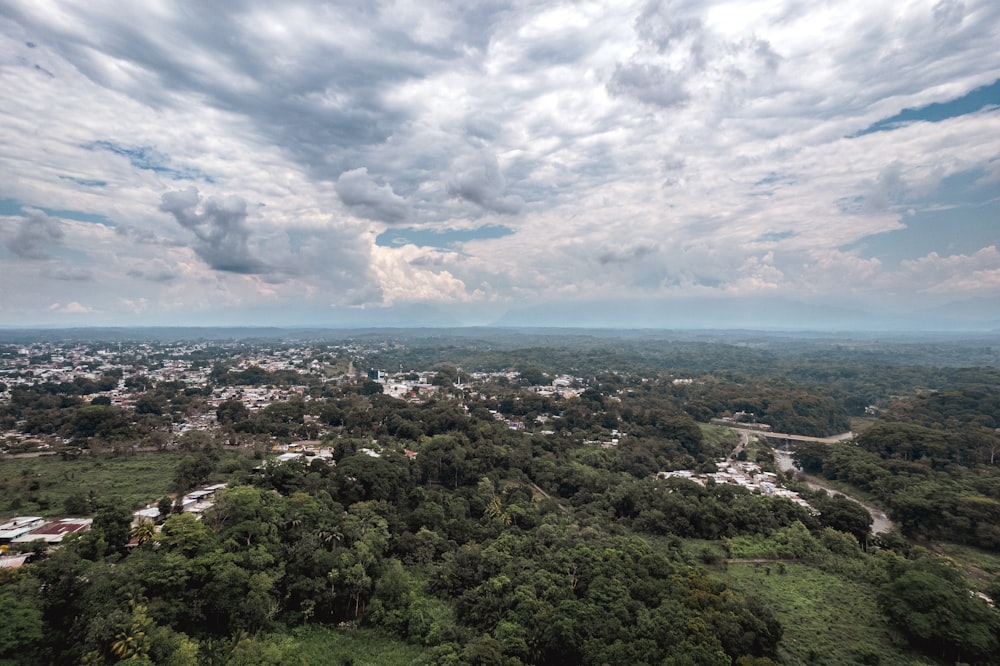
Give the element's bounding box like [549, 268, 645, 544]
[11, 518, 92, 545]
[0, 517, 46, 544]
[0, 554, 31, 568]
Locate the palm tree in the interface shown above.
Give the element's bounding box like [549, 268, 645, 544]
[111, 599, 153, 660]
[130, 520, 156, 547]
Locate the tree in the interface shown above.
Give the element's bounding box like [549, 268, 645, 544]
[93, 501, 134, 556]
[173, 453, 216, 499]
[110, 598, 154, 662]
[812, 493, 873, 545]
[880, 555, 1000, 662]
[130, 520, 157, 547]
[0, 574, 44, 660]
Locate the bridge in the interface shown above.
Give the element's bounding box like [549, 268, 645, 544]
[723, 425, 854, 445]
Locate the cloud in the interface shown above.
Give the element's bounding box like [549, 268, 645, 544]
[899, 245, 1000, 294]
[447, 152, 524, 215]
[159, 187, 267, 274]
[5, 208, 64, 259]
[635, 0, 703, 54]
[335, 168, 410, 224]
[48, 301, 92, 314]
[0, 1, 998, 327]
[85, 140, 208, 180]
[371, 244, 473, 305]
[933, 0, 966, 27]
[47, 267, 93, 281]
[126, 267, 176, 283]
[598, 243, 659, 265]
[862, 161, 908, 212]
[607, 63, 690, 108]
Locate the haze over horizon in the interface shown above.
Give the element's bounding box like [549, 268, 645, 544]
[1, 1, 999, 331]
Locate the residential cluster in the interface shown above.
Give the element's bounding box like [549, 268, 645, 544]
[659, 459, 815, 512]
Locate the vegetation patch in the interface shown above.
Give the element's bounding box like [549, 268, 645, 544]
[724, 561, 931, 666]
[0, 451, 241, 517]
[293, 626, 429, 665]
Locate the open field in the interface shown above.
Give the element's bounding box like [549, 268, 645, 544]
[932, 542, 1000, 593]
[723, 561, 933, 665]
[849, 416, 879, 434]
[0, 451, 244, 517]
[699, 423, 739, 456]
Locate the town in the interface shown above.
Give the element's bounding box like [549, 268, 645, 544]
[1, 335, 818, 553]
[1, 331, 998, 665]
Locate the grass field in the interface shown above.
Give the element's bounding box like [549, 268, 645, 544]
[723, 561, 934, 666]
[932, 542, 1000, 593]
[849, 416, 879, 434]
[699, 423, 738, 456]
[0, 450, 244, 518]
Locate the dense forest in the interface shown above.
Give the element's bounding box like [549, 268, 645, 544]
[1, 331, 999, 665]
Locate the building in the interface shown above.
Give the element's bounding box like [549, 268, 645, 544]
[11, 518, 93, 545]
[0, 517, 46, 544]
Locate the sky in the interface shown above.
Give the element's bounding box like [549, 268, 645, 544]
[1, 0, 999, 331]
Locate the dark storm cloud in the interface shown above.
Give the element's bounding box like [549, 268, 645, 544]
[6, 208, 63, 259]
[159, 187, 266, 274]
[447, 152, 524, 215]
[335, 168, 410, 224]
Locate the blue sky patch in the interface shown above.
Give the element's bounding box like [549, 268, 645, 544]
[756, 230, 796, 242]
[59, 175, 107, 187]
[842, 169, 999, 264]
[853, 78, 1000, 137]
[376, 225, 515, 249]
[0, 198, 115, 226]
[84, 140, 211, 181]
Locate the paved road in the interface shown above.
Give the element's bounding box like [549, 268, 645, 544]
[773, 448, 894, 534]
[755, 430, 855, 444]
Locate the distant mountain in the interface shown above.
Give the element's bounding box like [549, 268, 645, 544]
[491, 296, 895, 331]
[910, 296, 1000, 329]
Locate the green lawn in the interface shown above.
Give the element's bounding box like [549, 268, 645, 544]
[0, 451, 243, 518]
[723, 561, 934, 666]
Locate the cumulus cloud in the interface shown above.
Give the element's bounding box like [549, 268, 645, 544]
[900, 245, 1000, 294]
[5, 209, 63, 259]
[48, 301, 92, 314]
[335, 168, 410, 224]
[371, 244, 473, 305]
[447, 152, 524, 215]
[159, 187, 266, 274]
